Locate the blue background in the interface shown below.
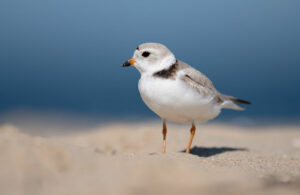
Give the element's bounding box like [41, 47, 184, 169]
[0, 0, 299, 123]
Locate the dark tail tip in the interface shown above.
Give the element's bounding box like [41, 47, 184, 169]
[233, 98, 251, 105]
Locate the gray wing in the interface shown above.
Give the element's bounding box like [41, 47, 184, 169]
[176, 60, 220, 98]
[176, 60, 251, 109]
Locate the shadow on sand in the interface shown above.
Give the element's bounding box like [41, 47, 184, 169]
[181, 146, 248, 157]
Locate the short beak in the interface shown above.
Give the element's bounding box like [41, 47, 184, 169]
[122, 58, 136, 67]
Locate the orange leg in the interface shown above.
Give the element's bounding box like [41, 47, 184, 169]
[162, 120, 167, 153]
[185, 123, 196, 153]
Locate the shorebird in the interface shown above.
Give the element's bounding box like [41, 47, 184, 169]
[123, 43, 250, 153]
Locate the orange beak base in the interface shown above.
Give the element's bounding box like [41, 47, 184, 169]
[122, 58, 136, 67]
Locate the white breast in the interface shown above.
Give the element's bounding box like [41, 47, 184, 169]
[138, 74, 221, 123]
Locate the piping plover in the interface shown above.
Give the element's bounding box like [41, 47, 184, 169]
[123, 43, 250, 153]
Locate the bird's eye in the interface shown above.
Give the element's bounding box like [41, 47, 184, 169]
[142, 51, 150, 57]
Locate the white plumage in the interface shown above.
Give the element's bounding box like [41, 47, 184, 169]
[138, 70, 221, 123]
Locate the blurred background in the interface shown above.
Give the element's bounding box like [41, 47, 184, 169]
[0, 0, 299, 126]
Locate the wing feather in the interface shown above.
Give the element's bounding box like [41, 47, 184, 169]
[176, 60, 250, 110]
[176, 60, 218, 97]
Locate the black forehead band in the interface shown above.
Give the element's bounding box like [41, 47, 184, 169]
[136, 46, 140, 50]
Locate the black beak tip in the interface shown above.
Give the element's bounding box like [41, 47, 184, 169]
[122, 61, 131, 67]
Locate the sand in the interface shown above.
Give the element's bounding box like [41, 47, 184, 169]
[0, 122, 300, 195]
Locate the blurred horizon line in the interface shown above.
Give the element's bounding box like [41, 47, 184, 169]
[1, 108, 299, 129]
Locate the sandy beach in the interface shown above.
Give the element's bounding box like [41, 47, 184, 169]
[0, 122, 299, 195]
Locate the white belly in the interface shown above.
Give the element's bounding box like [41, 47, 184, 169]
[138, 75, 221, 123]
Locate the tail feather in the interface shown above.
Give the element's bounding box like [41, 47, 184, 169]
[219, 94, 251, 111]
[231, 98, 251, 105]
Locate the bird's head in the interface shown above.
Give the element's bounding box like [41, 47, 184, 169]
[123, 43, 176, 74]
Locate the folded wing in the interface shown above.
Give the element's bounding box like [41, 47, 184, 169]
[177, 60, 250, 110]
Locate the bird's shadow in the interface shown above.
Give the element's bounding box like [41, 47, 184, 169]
[181, 146, 248, 157]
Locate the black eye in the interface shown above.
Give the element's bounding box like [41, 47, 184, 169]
[142, 51, 150, 57]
